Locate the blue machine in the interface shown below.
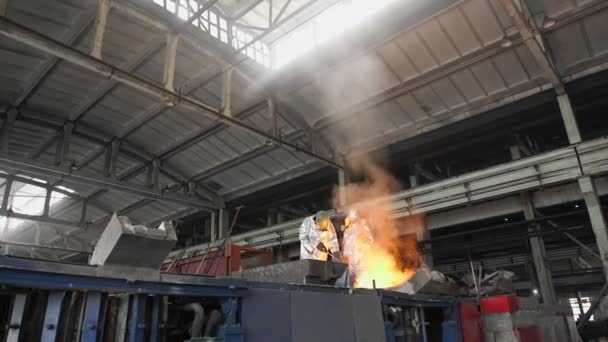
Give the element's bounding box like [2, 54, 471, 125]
[0, 256, 465, 342]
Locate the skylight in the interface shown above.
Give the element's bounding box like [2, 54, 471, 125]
[273, 0, 398, 68]
[152, 0, 271, 67]
[0, 175, 76, 233]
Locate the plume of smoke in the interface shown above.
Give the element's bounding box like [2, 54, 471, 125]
[333, 154, 423, 288]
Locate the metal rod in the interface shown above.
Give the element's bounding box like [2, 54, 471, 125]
[578, 282, 608, 329]
[564, 231, 602, 261]
[470, 261, 480, 299]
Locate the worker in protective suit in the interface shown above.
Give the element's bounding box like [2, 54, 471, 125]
[299, 211, 340, 261]
[336, 209, 374, 287]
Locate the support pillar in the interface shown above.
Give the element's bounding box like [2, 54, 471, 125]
[1, 107, 17, 155]
[512, 144, 556, 303]
[579, 176, 608, 280]
[218, 207, 229, 240]
[41, 291, 66, 342]
[91, 0, 110, 59]
[162, 33, 179, 93]
[556, 89, 608, 282]
[210, 211, 217, 242]
[522, 192, 556, 304]
[277, 210, 285, 224]
[409, 164, 420, 188]
[221, 68, 233, 117]
[266, 208, 276, 226]
[557, 92, 581, 144]
[337, 155, 349, 207]
[6, 294, 27, 342]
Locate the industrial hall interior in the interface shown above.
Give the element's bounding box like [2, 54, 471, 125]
[0, 0, 607, 341]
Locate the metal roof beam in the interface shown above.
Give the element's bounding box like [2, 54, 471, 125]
[0, 154, 217, 210]
[313, 38, 522, 131]
[91, 198, 155, 226]
[55, 122, 73, 168]
[0, 0, 7, 16]
[13, 8, 95, 107]
[0, 16, 340, 168]
[191, 130, 308, 182]
[497, 0, 562, 88]
[221, 161, 326, 200]
[231, 0, 265, 21]
[0, 107, 16, 154]
[91, 0, 110, 59]
[6, 108, 222, 205]
[25, 1, 222, 160]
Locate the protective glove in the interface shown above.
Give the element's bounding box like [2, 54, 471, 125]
[316, 242, 328, 253]
[331, 252, 342, 262]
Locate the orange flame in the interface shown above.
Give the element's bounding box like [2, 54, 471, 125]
[335, 155, 423, 289]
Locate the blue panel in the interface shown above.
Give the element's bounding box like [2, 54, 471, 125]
[442, 321, 459, 342]
[0, 268, 244, 297]
[81, 292, 103, 342]
[291, 291, 356, 342]
[219, 325, 244, 342]
[352, 294, 386, 342]
[242, 288, 292, 342]
[128, 295, 146, 342]
[384, 322, 396, 342]
[149, 296, 161, 342]
[41, 291, 65, 342]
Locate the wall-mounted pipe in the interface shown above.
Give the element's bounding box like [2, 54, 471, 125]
[180, 303, 204, 338]
[204, 309, 222, 337]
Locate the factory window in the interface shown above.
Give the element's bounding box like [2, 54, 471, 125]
[272, 0, 398, 68]
[232, 27, 270, 67]
[151, 0, 270, 67]
[569, 297, 594, 321]
[0, 175, 76, 232]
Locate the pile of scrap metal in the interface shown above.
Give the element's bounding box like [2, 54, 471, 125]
[393, 268, 462, 296]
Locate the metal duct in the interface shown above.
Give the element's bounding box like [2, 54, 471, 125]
[204, 309, 222, 337]
[180, 303, 205, 338]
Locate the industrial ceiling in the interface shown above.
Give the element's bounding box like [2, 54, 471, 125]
[0, 0, 607, 259]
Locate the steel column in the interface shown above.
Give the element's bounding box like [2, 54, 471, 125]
[337, 154, 348, 207]
[221, 68, 233, 117]
[578, 176, 608, 280]
[419, 307, 428, 342]
[114, 294, 129, 342]
[511, 144, 556, 304]
[91, 0, 110, 59]
[6, 293, 26, 342]
[56, 122, 74, 168]
[81, 292, 103, 342]
[162, 33, 179, 93]
[0, 0, 7, 16]
[521, 192, 556, 304]
[557, 93, 582, 144]
[218, 207, 229, 240]
[128, 294, 147, 342]
[210, 210, 218, 242]
[41, 291, 66, 342]
[0, 107, 16, 154]
[149, 296, 162, 342]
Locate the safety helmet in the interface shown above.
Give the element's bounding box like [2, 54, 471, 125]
[344, 209, 357, 228]
[315, 211, 331, 230]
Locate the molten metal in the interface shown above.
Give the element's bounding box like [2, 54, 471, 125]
[335, 156, 423, 289]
